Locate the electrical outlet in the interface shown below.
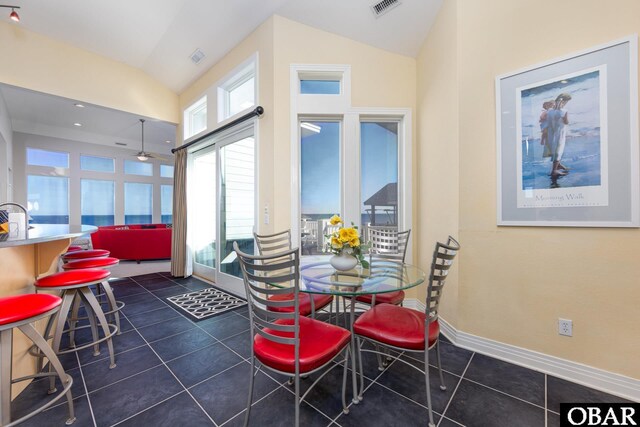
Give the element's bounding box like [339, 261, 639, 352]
[558, 318, 573, 336]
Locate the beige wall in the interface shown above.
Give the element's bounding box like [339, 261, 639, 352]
[419, 0, 640, 379]
[0, 22, 179, 124]
[416, 0, 460, 324]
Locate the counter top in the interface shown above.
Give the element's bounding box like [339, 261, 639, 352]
[0, 224, 97, 248]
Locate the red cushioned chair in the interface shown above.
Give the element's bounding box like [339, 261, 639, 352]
[61, 257, 123, 336]
[254, 230, 333, 318]
[35, 269, 118, 370]
[234, 242, 351, 427]
[355, 227, 411, 307]
[0, 294, 76, 426]
[353, 236, 460, 427]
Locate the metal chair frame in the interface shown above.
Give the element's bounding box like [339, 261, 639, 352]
[234, 242, 351, 427]
[254, 230, 333, 319]
[1, 307, 76, 426]
[355, 236, 460, 427]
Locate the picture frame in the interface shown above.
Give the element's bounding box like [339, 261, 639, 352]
[496, 36, 639, 227]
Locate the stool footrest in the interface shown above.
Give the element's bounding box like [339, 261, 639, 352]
[6, 373, 75, 427]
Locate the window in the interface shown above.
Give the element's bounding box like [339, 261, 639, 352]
[81, 179, 115, 226]
[161, 185, 173, 224]
[160, 165, 174, 178]
[124, 160, 153, 176]
[124, 182, 152, 224]
[80, 155, 114, 173]
[218, 55, 256, 122]
[300, 121, 341, 254]
[27, 148, 69, 168]
[184, 96, 207, 139]
[300, 80, 341, 95]
[27, 175, 69, 224]
[361, 122, 399, 232]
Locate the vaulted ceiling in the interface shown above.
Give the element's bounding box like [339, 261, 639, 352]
[1, 0, 442, 154]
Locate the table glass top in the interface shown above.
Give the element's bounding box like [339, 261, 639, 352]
[300, 257, 425, 296]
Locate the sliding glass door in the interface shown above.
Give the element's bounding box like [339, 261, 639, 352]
[190, 124, 255, 297]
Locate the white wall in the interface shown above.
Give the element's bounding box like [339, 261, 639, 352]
[12, 132, 173, 225]
[0, 91, 13, 202]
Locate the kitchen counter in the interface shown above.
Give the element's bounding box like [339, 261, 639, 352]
[0, 224, 96, 248]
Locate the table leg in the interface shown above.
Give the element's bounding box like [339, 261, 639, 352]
[348, 296, 359, 405]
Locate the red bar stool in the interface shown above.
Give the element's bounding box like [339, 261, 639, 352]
[61, 249, 109, 262]
[35, 269, 117, 370]
[0, 294, 76, 426]
[61, 257, 124, 336]
[65, 246, 84, 253]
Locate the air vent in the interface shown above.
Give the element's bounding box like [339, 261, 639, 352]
[115, 142, 127, 146]
[370, 0, 401, 17]
[190, 48, 205, 65]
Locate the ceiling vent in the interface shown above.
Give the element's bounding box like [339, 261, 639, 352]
[370, 0, 401, 18]
[190, 48, 205, 65]
[115, 142, 127, 146]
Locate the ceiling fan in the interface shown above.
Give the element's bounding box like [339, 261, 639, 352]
[133, 119, 168, 161]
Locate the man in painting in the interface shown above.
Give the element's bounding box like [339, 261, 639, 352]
[547, 92, 572, 177]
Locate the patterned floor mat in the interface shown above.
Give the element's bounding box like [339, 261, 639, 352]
[166, 287, 247, 321]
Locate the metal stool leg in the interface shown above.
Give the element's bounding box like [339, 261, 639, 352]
[79, 287, 116, 369]
[100, 281, 121, 335]
[19, 323, 76, 425]
[0, 329, 12, 426]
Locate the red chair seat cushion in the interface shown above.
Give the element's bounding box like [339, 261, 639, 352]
[0, 294, 62, 326]
[254, 316, 350, 374]
[267, 293, 334, 317]
[355, 290, 405, 306]
[62, 257, 119, 270]
[62, 249, 110, 260]
[35, 269, 111, 288]
[66, 245, 83, 252]
[353, 303, 439, 351]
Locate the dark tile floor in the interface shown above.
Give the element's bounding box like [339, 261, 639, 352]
[11, 272, 632, 426]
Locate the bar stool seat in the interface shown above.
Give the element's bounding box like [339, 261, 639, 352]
[61, 257, 118, 270]
[0, 294, 76, 426]
[61, 249, 110, 261]
[60, 257, 124, 336]
[34, 269, 117, 369]
[65, 246, 84, 253]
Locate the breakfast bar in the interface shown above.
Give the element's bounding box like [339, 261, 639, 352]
[0, 224, 96, 397]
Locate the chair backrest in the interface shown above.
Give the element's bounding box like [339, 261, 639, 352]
[425, 236, 460, 323]
[368, 227, 411, 263]
[254, 230, 292, 256]
[234, 241, 302, 369]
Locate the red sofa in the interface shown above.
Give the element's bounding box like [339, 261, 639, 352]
[90, 224, 172, 262]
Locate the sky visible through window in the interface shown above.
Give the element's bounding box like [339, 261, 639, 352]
[300, 121, 398, 224]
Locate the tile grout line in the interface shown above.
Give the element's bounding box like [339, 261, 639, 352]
[73, 346, 98, 427]
[114, 309, 219, 426]
[460, 376, 548, 412]
[438, 351, 475, 426]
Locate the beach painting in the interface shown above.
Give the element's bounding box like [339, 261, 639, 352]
[516, 66, 608, 209]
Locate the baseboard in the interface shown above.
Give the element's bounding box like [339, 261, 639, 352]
[404, 298, 640, 402]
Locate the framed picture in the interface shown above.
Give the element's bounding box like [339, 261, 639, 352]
[496, 36, 638, 227]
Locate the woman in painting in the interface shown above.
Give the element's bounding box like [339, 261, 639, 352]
[546, 92, 572, 177]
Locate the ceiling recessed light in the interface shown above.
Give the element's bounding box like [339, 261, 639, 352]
[165, 140, 171, 144]
[74, 103, 85, 108]
[73, 122, 82, 127]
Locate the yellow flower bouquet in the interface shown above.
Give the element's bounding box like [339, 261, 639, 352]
[324, 215, 369, 268]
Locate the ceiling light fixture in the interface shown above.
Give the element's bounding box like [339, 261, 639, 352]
[0, 5, 21, 22]
[137, 119, 149, 161]
[74, 103, 85, 108]
[73, 122, 82, 127]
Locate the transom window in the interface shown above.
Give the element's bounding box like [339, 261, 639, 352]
[184, 96, 208, 139]
[217, 54, 257, 122]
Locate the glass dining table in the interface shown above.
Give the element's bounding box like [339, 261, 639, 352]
[299, 256, 426, 405]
